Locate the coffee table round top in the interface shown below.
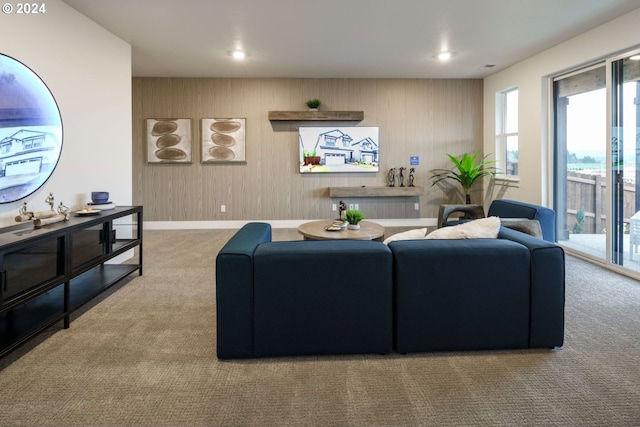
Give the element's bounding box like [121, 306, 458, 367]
[297, 220, 385, 241]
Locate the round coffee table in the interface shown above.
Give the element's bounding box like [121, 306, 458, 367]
[297, 220, 385, 242]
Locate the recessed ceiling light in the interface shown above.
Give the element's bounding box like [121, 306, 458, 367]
[231, 50, 246, 60]
[437, 51, 452, 61]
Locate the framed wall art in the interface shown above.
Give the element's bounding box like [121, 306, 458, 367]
[299, 126, 379, 173]
[146, 118, 192, 163]
[201, 118, 246, 163]
[0, 53, 63, 204]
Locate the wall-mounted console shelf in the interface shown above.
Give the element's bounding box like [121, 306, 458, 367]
[0, 206, 143, 358]
[329, 186, 424, 198]
[268, 111, 364, 121]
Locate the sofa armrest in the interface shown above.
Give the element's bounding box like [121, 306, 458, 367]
[488, 199, 556, 242]
[216, 222, 272, 359]
[498, 227, 565, 348]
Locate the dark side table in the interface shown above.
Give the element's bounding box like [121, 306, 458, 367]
[437, 204, 485, 228]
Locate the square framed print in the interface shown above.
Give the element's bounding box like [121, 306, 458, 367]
[146, 118, 192, 163]
[201, 118, 246, 163]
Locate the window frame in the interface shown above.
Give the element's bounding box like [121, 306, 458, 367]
[495, 86, 519, 178]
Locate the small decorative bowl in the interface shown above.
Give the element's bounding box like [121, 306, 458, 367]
[91, 191, 109, 204]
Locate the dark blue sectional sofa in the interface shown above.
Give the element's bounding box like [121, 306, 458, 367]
[216, 204, 565, 359]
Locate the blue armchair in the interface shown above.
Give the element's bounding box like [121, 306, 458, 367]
[488, 199, 556, 242]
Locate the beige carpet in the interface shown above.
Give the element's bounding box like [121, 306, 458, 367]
[0, 228, 639, 427]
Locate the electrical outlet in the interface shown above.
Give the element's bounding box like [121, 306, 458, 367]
[349, 204, 354, 210]
[414, 203, 419, 210]
[332, 204, 337, 211]
[354, 204, 359, 210]
[221, 205, 226, 213]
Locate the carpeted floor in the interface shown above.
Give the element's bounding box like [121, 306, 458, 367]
[0, 228, 639, 427]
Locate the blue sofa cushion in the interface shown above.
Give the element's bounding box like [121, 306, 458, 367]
[390, 238, 531, 353]
[253, 240, 393, 357]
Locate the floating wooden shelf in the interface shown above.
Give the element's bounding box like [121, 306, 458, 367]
[329, 186, 424, 198]
[268, 111, 364, 121]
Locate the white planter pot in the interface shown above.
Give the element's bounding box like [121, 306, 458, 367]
[347, 223, 360, 230]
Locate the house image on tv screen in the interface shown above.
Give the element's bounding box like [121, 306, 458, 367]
[299, 126, 379, 173]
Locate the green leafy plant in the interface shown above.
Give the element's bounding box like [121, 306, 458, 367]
[430, 151, 499, 204]
[573, 208, 585, 234]
[344, 209, 365, 225]
[306, 98, 321, 109]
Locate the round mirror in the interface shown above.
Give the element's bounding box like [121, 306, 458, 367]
[0, 53, 63, 204]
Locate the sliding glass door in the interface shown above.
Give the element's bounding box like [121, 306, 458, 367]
[611, 53, 640, 268]
[554, 51, 640, 273]
[554, 64, 607, 261]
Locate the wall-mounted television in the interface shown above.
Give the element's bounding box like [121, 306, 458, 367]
[299, 126, 379, 173]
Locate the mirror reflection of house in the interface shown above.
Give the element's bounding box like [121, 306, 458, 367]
[0, 129, 60, 191]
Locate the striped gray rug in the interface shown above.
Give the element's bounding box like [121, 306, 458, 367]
[0, 229, 638, 426]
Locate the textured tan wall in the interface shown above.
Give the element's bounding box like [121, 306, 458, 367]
[132, 78, 483, 221]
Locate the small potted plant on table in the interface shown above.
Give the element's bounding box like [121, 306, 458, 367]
[345, 209, 365, 230]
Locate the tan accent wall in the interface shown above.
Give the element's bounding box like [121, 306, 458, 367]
[133, 78, 483, 221]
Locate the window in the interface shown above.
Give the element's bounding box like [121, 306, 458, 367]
[496, 87, 518, 176]
[552, 50, 640, 275]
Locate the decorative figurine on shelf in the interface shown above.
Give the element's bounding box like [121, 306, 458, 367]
[34, 201, 70, 228]
[408, 168, 415, 187]
[15, 194, 65, 225]
[387, 168, 396, 187]
[58, 202, 70, 219]
[15, 202, 31, 222]
[398, 167, 406, 187]
[45, 192, 54, 210]
[339, 200, 347, 221]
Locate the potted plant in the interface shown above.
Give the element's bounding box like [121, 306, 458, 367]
[430, 151, 499, 204]
[306, 98, 321, 111]
[344, 209, 365, 230]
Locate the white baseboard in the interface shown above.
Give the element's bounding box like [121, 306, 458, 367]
[143, 218, 437, 230]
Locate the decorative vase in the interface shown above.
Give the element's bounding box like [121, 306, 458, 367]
[347, 223, 360, 230]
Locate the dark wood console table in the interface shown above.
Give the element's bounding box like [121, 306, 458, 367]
[0, 206, 143, 358]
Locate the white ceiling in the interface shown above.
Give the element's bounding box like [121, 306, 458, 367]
[62, 0, 640, 79]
